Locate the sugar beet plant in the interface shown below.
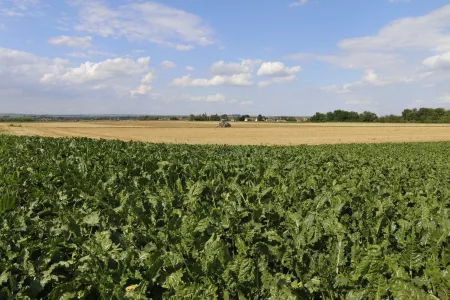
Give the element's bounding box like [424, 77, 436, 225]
[0, 135, 449, 299]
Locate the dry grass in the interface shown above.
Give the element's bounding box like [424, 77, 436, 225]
[2, 121, 450, 145]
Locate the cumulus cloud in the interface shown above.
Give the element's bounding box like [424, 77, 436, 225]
[0, 47, 164, 113]
[41, 57, 151, 84]
[210, 59, 262, 76]
[185, 66, 195, 72]
[130, 72, 155, 96]
[257, 62, 301, 77]
[71, 1, 214, 51]
[0, 47, 68, 84]
[287, 4, 450, 93]
[160, 60, 176, 69]
[130, 84, 152, 96]
[172, 74, 253, 87]
[48, 36, 92, 49]
[423, 52, 450, 70]
[141, 72, 155, 83]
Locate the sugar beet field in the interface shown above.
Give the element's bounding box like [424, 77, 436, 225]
[0, 135, 449, 299]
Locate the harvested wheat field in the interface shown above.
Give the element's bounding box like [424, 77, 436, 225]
[2, 121, 450, 145]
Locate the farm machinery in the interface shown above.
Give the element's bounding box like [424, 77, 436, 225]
[217, 119, 231, 128]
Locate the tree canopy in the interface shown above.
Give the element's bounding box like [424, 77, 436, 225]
[310, 108, 450, 123]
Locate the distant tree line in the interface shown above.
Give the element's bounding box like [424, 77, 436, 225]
[0, 116, 35, 122]
[0, 115, 184, 122]
[188, 114, 229, 121]
[310, 108, 450, 123]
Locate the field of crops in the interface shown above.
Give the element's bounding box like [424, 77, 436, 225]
[4, 121, 450, 145]
[1, 135, 449, 299]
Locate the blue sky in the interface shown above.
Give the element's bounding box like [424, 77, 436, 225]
[1, 0, 450, 116]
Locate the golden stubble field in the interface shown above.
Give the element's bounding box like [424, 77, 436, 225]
[2, 121, 450, 145]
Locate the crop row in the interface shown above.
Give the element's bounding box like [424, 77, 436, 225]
[0, 135, 449, 299]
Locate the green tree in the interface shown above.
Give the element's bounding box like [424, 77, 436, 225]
[359, 111, 378, 122]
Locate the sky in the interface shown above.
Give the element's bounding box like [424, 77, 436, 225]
[1, 0, 450, 116]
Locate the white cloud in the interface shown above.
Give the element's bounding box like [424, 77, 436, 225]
[257, 74, 297, 88]
[185, 66, 195, 72]
[287, 4, 450, 94]
[71, 1, 214, 51]
[321, 69, 413, 93]
[175, 45, 195, 51]
[287, 5, 450, 69]
[0, 47, 68, 84]
[257, 62, 301, 77]
[410, 94, 450, 108]
[160, 60, 176, 69]
[1, 8, 24, 16]
[286, 52, 403, 70]
[172, 73, 253, 87]
[344, 97, 376, 105]
[130, 71, 155, 96]
[184, 93, 252, 105]
[0, 0, 39, 17]
[323, 85, 351, 94]
[48, 36, 92, 49]
[188, 93, 226, 103]
[66, 52, 89, 58]
[9, 0, 39, 10]
[41, 56, 151, 84]
[423, 52, 450, 70]
[258, 81, 271, 88]
[439, 94, 450, 103]
[0, 23, 5, 30]
[337, 4, 450, 53]
[0, 47, 164, 113]
[273, 74, 297, 83]
[91, 84, 106, 90]
[66, 50, 116, 58]
[130, 84, 152, 96]
[210, 59, 262, 76]
[141, 72, 155, 84]
[289, 0, 308, 7]
[89, 50, 116, 57]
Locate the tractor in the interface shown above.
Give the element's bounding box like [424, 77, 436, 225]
[217, 119, 231, 128]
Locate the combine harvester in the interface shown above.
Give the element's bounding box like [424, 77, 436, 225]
[217, 119, 231, 128]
